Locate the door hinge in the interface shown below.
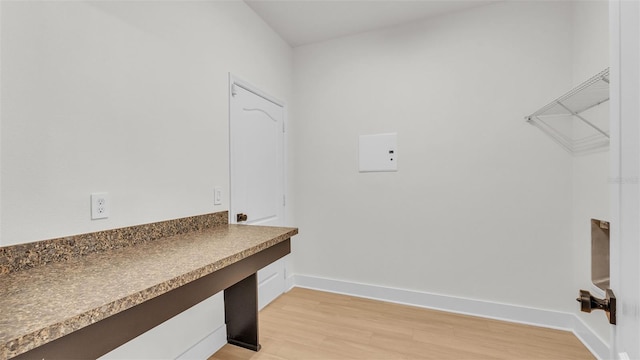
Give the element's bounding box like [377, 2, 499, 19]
[282, 121, 286, 133]
[283, 195, 286, 206]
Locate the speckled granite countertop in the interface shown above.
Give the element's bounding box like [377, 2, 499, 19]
[0, 224, 298, 359]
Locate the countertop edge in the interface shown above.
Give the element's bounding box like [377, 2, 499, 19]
[1, 226, 298, 359]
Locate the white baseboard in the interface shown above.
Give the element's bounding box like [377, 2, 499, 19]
[293, 274, 609, 360]
[572, 316, 610, 360]
[176, 324, 227, 360]
[617, 352, 631, 360]
[285, 273, 296, 292]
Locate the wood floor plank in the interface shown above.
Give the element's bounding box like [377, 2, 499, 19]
[209, 288, 595, 360]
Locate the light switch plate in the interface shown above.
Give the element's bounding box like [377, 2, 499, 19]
[214, 187, 222, 205]
[359, 133, 397, 172]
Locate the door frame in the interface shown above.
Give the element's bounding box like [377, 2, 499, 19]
[609, 1, 640, 359]
[228, 73, 287, 226]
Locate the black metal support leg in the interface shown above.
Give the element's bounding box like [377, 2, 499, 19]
[224, 273, 260, 351]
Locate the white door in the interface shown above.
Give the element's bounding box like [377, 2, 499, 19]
[609, 1, 640, 359]
[229, 76, 287, 310]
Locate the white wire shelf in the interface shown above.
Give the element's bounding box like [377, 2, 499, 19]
[525, 68, 610, 155]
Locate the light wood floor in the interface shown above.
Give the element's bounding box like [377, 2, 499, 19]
[210, 288, 594, 360]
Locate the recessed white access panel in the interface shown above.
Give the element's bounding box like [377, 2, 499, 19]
[359, 133, 397, 172]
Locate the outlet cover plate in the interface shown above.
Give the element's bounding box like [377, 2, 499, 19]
[91, 192, 109, 220]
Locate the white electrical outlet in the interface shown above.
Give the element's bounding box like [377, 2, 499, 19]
[91, 192, 109, 219]
[214, 187, 222, 205]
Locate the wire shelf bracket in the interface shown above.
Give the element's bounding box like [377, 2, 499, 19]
[525, 68, 610, 155]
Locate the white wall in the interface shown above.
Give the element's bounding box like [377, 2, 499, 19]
[0, 1, 293, 357]
[0, 0, 293, 246]
[570, 0, 611, 347]
[292, 1, 576, 313]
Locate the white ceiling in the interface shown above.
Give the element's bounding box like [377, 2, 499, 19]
[245, 0, 499, 47]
